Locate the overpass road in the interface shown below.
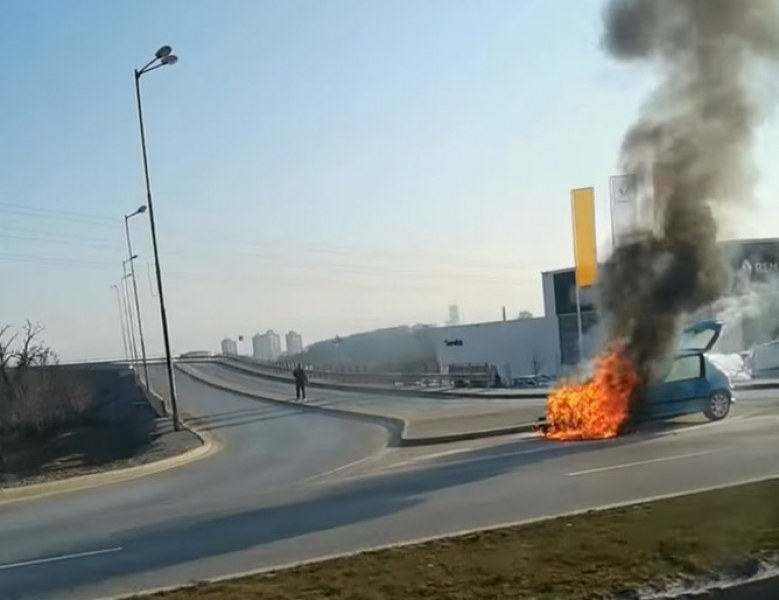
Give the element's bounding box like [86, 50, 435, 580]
[0, 366, 777, 600]
[190, 360, 548, 409]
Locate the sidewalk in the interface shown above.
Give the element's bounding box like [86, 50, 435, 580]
[177, 364, 543, 446]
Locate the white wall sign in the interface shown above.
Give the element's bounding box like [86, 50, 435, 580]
[609, 174, 638, 246]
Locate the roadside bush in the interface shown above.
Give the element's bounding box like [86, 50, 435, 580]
[0, 321, 93, 443]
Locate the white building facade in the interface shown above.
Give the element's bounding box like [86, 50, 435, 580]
[221, 338, 238, 356]
[252, 330, 282, 361]
[286, 330, 303, 355]
[428, 317, 562, 384]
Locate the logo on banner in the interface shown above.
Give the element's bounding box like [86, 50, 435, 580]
[611, 176, 635, 203]
[741, 259, 779, 277]
[609, 174, 638, 242]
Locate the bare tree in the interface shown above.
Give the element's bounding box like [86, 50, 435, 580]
[0, 321, 90, 446]
[14, 321, 51, 367]
[0, 325, 18, 391]
[7, 321, 52, 402]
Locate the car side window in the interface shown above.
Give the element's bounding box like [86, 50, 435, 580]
[665, 355, 703, 382]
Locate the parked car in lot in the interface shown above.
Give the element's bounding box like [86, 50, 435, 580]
[639, 320, 734, 422]
[752, 339, 779, 379]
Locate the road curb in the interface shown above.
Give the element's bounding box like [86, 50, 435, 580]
[0, 404, 222, 506]
[398, 422, 539, 446]
[434, 390, 548, 399]
[177, 364, 532, 448]
[735, 381, 779, 391]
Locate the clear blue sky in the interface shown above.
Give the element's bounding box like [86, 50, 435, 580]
[1, 0, 777, 361]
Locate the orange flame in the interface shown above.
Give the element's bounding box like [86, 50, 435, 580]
[544, 348, 640, 441]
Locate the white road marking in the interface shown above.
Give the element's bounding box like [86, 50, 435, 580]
[302, 454, 378, 483]
[567, 447, 733, 477]
[381, 447, 481, 470]
[375, 443, 558, 475]
[0, 547, 123, 571]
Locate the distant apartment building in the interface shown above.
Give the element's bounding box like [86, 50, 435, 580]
[286, 330, 304, 355]
[221, 338, 238, 356]
[447, 304, 460, 326]
[252, 329, 282, 361]
[251, 333, 262, 359]
[269, 330, 282, 358]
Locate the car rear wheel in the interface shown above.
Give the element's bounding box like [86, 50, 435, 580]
[704, 390, 731, 421]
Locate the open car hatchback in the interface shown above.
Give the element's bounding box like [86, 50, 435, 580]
[640, 320, 734, 422]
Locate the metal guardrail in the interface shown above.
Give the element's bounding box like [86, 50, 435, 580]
[218, 354, 477, 388]
[213, 354, 779, 393]
[71, 354, 773, 394]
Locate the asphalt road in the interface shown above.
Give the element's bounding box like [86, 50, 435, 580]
[0, 367, 777, 600]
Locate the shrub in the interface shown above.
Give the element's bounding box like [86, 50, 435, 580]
[0, 321, 93, 443]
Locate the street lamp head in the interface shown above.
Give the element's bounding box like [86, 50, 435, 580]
[127, 205, 148, 219]
[137, 48, 178, 76]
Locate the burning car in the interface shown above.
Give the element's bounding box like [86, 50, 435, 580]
[538, 320, 733, 440]
[638, 320, 734, 422]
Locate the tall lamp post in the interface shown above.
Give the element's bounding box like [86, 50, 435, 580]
[122, 257, 140, 368]
[110, 284, 130, 361]
[134, 45, 180, 429]
[125, 205, 150, 387]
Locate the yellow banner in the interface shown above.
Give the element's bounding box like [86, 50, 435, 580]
[571, 187, 597, 287]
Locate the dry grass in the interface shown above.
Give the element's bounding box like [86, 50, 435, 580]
[142, 478, 779, 600]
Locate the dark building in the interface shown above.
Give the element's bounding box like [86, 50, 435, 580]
[543, 237, 779, 364]
[541, 268, 598, 367]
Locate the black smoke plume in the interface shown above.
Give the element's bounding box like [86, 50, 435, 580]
[598, 0, 779, 384]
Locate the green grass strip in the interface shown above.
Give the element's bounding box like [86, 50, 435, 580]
[146, 479, 779, 599]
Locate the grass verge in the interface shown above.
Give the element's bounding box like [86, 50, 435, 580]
[144, 479, 779, 599]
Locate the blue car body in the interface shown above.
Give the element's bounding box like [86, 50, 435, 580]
[641, 320, 734, 422]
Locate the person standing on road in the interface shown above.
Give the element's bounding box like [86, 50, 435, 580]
[293, 363, 308, 401]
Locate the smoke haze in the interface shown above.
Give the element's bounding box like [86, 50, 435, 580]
[711, 274, 779, 351]
[598, 0, 779, 382]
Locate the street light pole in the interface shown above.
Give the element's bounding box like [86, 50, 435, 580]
[110, 284, 130, 361]
[122, 259, 139, 368]
[125, 206, 150, 387]
[134, 45, 180, 429]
